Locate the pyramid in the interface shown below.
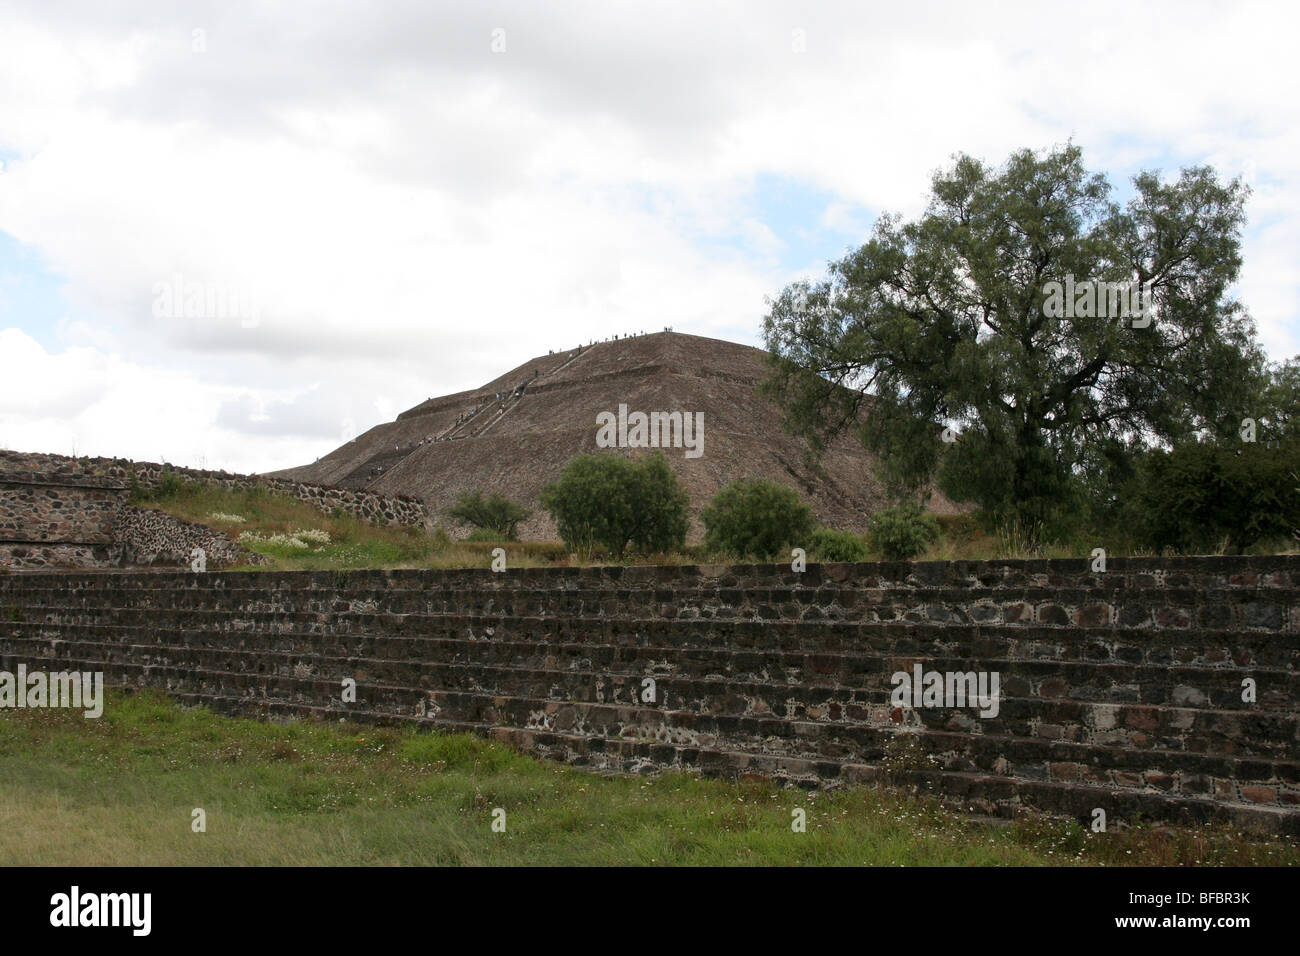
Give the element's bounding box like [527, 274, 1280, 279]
[272, 331, 962, 541]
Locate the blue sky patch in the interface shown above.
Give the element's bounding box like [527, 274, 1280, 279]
[0, 230, 77, 350]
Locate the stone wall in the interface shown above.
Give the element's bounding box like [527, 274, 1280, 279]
[0, 465, 131, 569]
[0, 472, 125, 545]
[1, 555, 1295, 835]
[114, 507, 267, 569]
[0, 450, 425, 528]
[0, 449, 426, 569]
[0, 542, 121, 570]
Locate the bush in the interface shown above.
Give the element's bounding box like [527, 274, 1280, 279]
[1124, 439, 1300, 554]
[148, 468, 189, 504]
[540, 452, 689, 558]
[701, 479, 815, 560]
[463, 527, 502, 542]
[447, 490, 531, 540]
[809, 527, 869, 562]
[869, 503, 940, 560]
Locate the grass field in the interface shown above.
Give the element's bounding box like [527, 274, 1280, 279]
[133, 477, 569, 571]
[130, 476, 1299, 574]
[1, 692, 1294, 867]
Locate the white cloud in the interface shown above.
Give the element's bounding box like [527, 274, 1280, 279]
[0, 327, 367, 471]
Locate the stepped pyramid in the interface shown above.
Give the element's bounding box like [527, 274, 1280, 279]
[273, 331, 961, 540]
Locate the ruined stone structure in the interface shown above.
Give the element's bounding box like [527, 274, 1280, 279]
[113, 507, 262, 569]
[0, 466, 125, 569]
[272, 331, 965, 541]
[2, 555, 1295, 834]
[0, 450, 425, 569]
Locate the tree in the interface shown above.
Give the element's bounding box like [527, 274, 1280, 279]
[1255, 356, 1300, 444]
[701, 479, 816, 560]
[540, 451, 689, 557]
[447, 490, 531, 540]
[762, 144, 1266, 540]
[1124, 438, 1300, 554]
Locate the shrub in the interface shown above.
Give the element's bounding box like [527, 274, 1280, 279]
[540, 451, 689, 558]
[463, 527, 502, 542]
[701, 479, 815, 560]
[869, 503, 940, 560]
[447, 491, 531, 540]
[1124, 439, 1300, 554]
[150, 465, 187, 502]
[809, 527, 869, 562]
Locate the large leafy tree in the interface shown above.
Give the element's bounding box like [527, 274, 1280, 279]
[762, 144, 1266, 537]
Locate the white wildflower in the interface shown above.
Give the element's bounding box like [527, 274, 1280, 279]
[238, 528, 330, 550]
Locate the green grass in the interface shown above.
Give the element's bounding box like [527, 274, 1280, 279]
[0, 691, 1294, 866]
[917, 513, 1299, 562]
[132, 477, 1297, 573]
[133, 479, 569, 571]
[131, 478, 750, 571]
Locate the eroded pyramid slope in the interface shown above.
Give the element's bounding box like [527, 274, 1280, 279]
[272, 331, 961, 540]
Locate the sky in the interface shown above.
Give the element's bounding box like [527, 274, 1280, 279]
[0, 0, 1296, 473]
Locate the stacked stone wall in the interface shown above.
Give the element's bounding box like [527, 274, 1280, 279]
[113, 507, 267, 569]
[0, 450, 425, 569]
[1, 556, 1295, 834]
